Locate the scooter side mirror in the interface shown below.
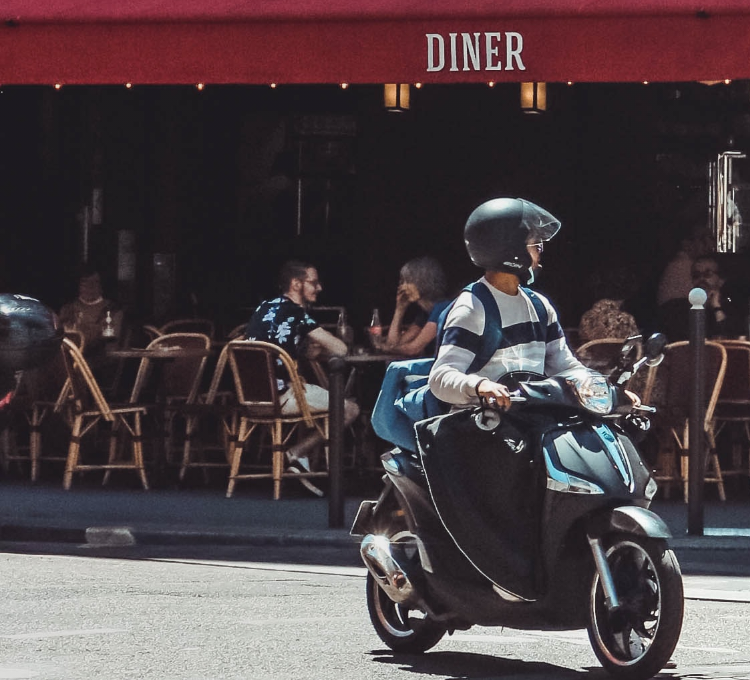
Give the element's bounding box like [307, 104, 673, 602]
[619, 334, 643, 363]
[644, 332, 667, 367]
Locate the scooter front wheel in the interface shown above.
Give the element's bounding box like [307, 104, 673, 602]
[366, 571, 446, 653]
[587, 534, 684, 680]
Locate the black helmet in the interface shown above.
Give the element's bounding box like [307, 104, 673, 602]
[463, 197, 561, 284]
[0, 294, 63, 372]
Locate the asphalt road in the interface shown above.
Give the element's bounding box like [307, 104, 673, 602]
[2, 543, 750, 680]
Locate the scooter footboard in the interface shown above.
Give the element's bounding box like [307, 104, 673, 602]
[587, 505, 672, 540]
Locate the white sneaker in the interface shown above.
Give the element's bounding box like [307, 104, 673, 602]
[287, 454, 311, 472]
[286, 454, 324, 497]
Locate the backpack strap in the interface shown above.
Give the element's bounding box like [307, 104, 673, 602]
[436, 284, 549, 372]
[520, 286, 549, 342]
[435, 282, 503, 373]
[466, 282, 502, 373]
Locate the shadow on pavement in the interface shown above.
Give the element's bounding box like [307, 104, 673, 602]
[369, 649, 602, 679]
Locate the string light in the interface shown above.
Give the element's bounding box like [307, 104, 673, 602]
[196, 83, 205, 91]
[54, 83, 62, 90]
[125, 83, 133, 89]
[340, 83, 349, 89]
[270, 83, 277, 89]
[415, 83, 423, 89]
[487, 81, 495, 88]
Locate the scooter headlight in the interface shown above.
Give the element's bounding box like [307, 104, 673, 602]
[566, 372, 613, 415]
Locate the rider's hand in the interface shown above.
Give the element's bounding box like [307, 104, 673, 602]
[476, 378, 512, 410]
[624, 389, 641, 408]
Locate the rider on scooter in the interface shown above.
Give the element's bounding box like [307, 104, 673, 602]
[428, 197, 639, 409]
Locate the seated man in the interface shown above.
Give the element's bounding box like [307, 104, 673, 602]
[657, 254, 745, 341]
[245, 260, 359, 496]
[692, 255, 745, 338]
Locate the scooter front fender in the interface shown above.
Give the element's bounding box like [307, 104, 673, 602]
[588, 505, 672, 541]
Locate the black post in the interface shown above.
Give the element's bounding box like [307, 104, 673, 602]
[688, 287, 706, 536]
[327, 356, 346, 528]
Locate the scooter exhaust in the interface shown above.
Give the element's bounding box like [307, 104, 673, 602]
[360, 534, 417, 604]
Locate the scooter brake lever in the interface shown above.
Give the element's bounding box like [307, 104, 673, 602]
[633, 404, 656, 413]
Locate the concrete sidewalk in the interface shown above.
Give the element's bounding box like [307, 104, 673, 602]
[0, 479, 749, 560]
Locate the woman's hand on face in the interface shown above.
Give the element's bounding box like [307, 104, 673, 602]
[396, 282, 420, 307]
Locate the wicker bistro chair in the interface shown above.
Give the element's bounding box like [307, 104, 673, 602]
[59, 337, 150, 490]
[1, 330, 84, 481]
[127, 333, 212, 471]
[178, 341, 237, 482]
[712, 339, 750, 481]
[226, 324, 247, 341]
[160, 318, 216, 340]
[223, 340, 329, 500]
[648, 340, 727, 502]
[576, 337, 642, 378]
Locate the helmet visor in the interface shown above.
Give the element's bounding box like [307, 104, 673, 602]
[520, 199, 561, 243]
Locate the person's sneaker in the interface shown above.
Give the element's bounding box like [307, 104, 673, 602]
[286, 453, 311, 472]
[286, 455, 325, 497]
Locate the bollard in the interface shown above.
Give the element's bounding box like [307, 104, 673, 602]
[327, 356, 346, 528]
[688, 287, 706, 536]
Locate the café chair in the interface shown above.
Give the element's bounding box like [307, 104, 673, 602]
[223, 340, 329, 500]
[127, 333, 212, 470]
[178, 343, 236, 482]
[160, 318, 216, 340]
[59, 337, 150, 490]
[1, 329, 84, 482]
[575, 337, 641, 382]
[712, 339, 750, 480]
[226, 324, 247, 341]
[142, 324, 163, 342]
[648, 340, 727, 502]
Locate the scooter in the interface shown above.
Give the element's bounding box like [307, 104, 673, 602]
[351, 333, 683, 680]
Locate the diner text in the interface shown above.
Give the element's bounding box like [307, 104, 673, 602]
[425, 32, 526, 73]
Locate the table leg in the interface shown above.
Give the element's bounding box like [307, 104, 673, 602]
[328, 357, 346, 528]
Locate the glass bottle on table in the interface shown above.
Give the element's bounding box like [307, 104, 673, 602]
[368, 307, 383, 352]
[102, 309, 116, 340]
[336, 309, 354, 350]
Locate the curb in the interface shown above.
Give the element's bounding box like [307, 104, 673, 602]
[0, 522, 358, 549]
[3, 522, 750, 553]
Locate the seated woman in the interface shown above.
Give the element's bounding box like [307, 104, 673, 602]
[578, 266, 640, 343]
[381, 256, 451, 357]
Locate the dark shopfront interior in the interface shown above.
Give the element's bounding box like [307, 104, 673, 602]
[2, 80, 750, 341]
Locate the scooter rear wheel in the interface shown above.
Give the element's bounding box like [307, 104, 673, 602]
[586, 534, 684, 680]
[366, 571, 446, 653]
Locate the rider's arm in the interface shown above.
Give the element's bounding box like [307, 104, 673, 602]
[538, 296, 641, 408]
[538, 295, 587, 376]
[428, 292, 487, 405]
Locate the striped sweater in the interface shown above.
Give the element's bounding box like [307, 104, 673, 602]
[429, 277, 583, 405]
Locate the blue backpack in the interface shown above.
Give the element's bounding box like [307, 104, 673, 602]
[371, 283, 548, 452]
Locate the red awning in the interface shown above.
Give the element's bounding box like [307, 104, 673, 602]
[2, 0, 750, 85]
